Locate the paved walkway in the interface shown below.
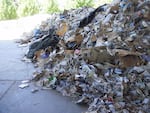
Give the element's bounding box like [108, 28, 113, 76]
[0, 16, 87, 113]
[0, 40, 87, 113]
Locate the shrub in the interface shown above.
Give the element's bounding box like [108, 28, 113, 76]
[0, 0, 113, 20]
[0, 0, 17, 20]
[17, 0, 40, 17]
[75, 0, 94, 8]
[42, 0, 60, 14]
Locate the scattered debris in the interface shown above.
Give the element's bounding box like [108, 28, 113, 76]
[31, 88, 39, 93]
[19, 83, 29, 89]
[21, 80, 30, 84]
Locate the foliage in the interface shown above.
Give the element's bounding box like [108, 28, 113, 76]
[17, 0, 40, 17]
[0, 0, 112, 20]
[41, 0, 60, 13]
[0, 0, 17, 20]
[43, 0, 60, 13]
[75, 0, 94, 8]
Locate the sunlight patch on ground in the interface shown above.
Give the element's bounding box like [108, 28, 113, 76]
[0, 14, 50, 40]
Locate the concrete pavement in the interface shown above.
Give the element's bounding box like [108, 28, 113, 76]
[0, 40, 87, 113]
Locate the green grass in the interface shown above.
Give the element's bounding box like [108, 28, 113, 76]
[0, 0, 112, 20]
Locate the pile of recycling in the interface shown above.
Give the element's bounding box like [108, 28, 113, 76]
[18, 0, 150, 113]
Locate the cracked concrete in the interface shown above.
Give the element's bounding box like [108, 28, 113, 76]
[0, 81, 15, 100]
[0, 40, 87, 113]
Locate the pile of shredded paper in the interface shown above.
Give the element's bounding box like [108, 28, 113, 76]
[18, 0, 150, 113]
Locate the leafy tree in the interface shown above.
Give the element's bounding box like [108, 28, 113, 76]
[75, 0, 94, 8]
[0, 0, 17, 20]
[17, 0, 40, 17]
[43, 0, 60, 14]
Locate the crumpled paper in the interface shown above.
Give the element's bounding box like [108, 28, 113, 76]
[19, 0, 150, 113]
